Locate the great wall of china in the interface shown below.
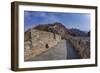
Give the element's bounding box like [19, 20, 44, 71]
[24, 29, 61, 61]
[24, 23, 90, 61]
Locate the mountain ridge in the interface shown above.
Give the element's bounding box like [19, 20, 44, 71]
[33, 22, 89, 38]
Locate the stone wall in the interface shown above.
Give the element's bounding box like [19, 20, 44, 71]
[24, 29, 61, 61]
[68, 36, 90, 58]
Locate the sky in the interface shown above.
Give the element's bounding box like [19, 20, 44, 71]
[24, 11, 90, 32]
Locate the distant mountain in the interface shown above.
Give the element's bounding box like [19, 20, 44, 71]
[69, 28, 88, 37]
[25, 22, 89, 41]
[34, 22, 89, 37]
[34, 22, 71, 39]
[87, 31, 90, 36]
